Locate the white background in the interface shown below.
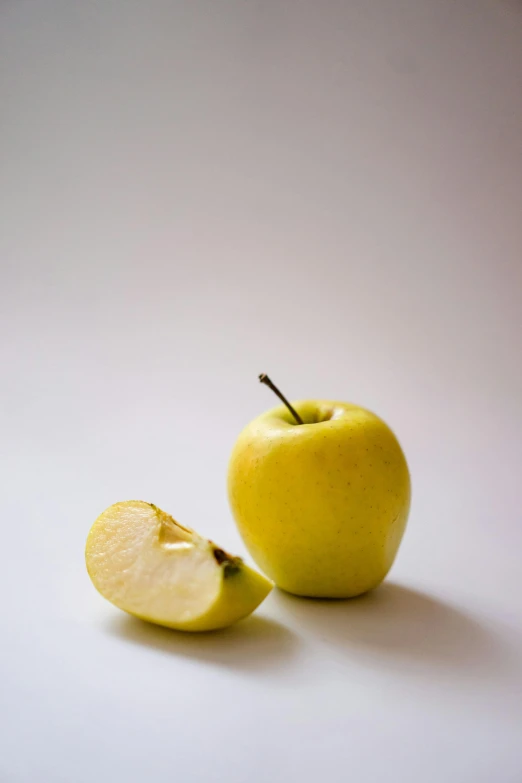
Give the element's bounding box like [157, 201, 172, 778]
[1, 1, 521, 781]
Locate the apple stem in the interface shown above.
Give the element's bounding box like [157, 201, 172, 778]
[258, 374, 304, 425]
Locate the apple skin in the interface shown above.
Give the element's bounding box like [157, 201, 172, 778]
[228, 400, 411, 598]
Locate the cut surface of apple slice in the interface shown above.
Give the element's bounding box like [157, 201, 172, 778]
[86, 500, 273, 631]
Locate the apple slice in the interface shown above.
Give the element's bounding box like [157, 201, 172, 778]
[86, 500, 273, 631]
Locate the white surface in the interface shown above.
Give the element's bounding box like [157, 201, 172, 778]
[1, 1, 522, 781]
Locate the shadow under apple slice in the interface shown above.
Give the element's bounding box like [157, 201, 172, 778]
[273, 582, 514, 678]
[103, 611, 300, 674]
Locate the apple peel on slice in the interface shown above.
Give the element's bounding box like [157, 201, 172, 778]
[86, 500, 273, 631]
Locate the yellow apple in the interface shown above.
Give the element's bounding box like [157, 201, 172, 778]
[86, 501, 273, 631]
[228, 398, 411, 598]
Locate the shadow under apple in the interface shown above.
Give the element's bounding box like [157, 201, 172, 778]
[273, 582, 511, 677]
[104, 612, 299, 674]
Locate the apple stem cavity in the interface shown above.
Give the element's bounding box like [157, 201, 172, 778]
[212, 547, 242, 577]
[258, 373, 304, 425]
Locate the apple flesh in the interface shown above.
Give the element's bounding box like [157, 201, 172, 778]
[86, 501, 273, 631]
[228, 400, 411, 598]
